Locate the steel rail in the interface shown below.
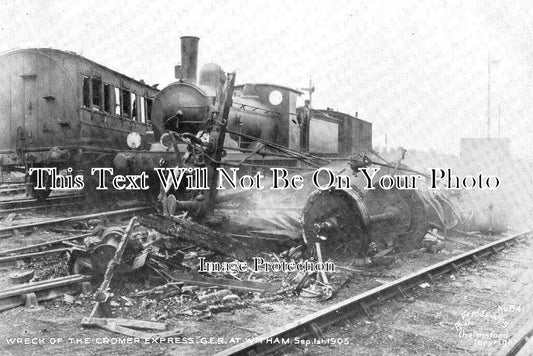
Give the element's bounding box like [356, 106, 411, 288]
[0, 186, 26, 195]
[0, 247, 82, 265]
[0, 274, 92, 312]
[0, 183, 26, 189]
[0, 206, 153, 234]
[216, 231, 531, 356]
[0, 232, 93, 256]
[497, 317, 533, 356]
[0, 193, 84, 209]
[0, 201, 83, 217]
[0, 181, 26, 186]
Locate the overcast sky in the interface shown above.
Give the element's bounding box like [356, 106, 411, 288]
[1, 0, 532, 156]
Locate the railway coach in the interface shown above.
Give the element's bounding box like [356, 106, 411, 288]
[0, 48, 158, 199]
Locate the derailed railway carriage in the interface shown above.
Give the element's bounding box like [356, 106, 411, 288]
[0, 48, 158, 198]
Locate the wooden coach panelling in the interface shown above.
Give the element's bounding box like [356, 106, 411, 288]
[0, 48, 158, 167]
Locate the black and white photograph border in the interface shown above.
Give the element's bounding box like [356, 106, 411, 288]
[0, 1, 532, 355]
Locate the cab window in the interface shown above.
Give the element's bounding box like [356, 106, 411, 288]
[91, 78, 102, 109]
[146, 98, 153, 123]
[82, 76, 90, 108]
[114, 87, 121, 116]
[131, 93, 137, 121]
[103, 83, 111, 113]
[122, 89, 131, 117]
[139, 97, 146, 123]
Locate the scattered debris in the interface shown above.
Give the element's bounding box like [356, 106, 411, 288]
[81, 316, 181, 339]
[63, 294, 75, 304]
[198, 289, 232, 303]
[140, 214, 257, 260]
[81, 317, 167, 330]
[167, 272, 278, 294]
[9, 269, 34, 284]
[1, 213, 19, 226]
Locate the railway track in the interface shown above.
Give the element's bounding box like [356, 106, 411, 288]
[0, 201, 84, 218]
[0, 184, 27, 196]
[0, 193, 84, 210]
[0, 232, 93, 257]
[216, 231, 532, 356]
[0, 181, 26, 186]
[499, 318, 533, 356]
[0, 274, 92, 312]
[0, 206, 154, 235]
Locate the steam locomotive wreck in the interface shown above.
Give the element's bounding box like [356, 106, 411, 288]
[41, 36, 503, 285]
[0, 35, 510, 350]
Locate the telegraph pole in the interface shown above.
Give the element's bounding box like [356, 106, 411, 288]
[487, 52, 491, 138]
[297, 78, 315, 106]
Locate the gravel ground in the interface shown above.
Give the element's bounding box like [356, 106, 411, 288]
[281, 235, 533, 356]
[0, 207, 524, 356]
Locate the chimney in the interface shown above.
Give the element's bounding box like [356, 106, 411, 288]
[179, 36, 199, 84]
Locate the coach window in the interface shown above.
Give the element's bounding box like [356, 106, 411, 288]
[91, 78, 102, 110]
[146, 98, 153, 123]
[139, 97, 146, 123]
[131, 93, 138, 121]
[122, 89, 131, 117]
[103, 83, 111, 113]
[114, 87, 121, 116]
[82, 76, 90, 108]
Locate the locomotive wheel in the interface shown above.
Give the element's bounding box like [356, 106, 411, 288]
[302, 188, 371, 260]
[363, 187, 429, 252]
[89, 228, 124, 275]
[32, 185, 51, 201]
[28, 170, 51, 201]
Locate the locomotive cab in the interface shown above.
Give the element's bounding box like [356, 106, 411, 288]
[228, 84, 301, 151]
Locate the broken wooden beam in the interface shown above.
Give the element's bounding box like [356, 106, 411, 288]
[90, 217, 137, 318]
[140, 214, 256, 260]
[81, 317, 182, 339]
[168, 271, 278, 294]
[95, 217, 137, 301]
[81, 317, 167, 331]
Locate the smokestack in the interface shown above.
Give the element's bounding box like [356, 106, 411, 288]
[179, 36, 199, 84]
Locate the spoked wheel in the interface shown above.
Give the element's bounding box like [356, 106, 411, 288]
[28, 169, 51, 201]
[302, 187, 371, 260]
